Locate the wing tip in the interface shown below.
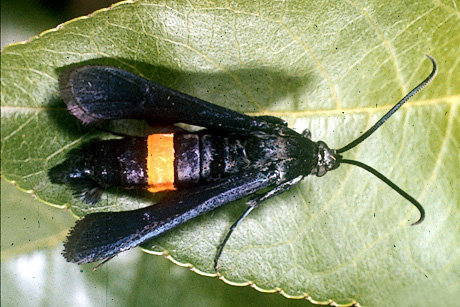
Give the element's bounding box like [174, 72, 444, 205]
[58, 66, 104, 125]
[62, 212, 112, 264]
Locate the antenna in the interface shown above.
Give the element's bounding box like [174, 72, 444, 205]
[337, 55, 438, 154]
[337, 55, 438, 226]
[340, 159, 425, 225]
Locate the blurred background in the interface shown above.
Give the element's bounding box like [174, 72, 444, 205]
[2, 0, 115, 47]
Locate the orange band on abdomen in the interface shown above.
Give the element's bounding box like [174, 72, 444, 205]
[146, 134, 176, 192]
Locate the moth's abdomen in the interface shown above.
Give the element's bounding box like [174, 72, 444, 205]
[48, 137, 149, 204]
[146, 134, 176, 192]
[49, 132, 254, 203]
[173, 133, 251, 188]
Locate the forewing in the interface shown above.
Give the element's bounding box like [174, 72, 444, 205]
[63, 170, 279, 264]
[59, 66, 284, 134]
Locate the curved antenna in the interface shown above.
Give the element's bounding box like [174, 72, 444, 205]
[334, 56, 437, 226]
[341, 159, 425, 225]
[337, 55, 438, 154]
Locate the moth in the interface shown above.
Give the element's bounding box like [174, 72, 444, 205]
[49, 55, 436, 269]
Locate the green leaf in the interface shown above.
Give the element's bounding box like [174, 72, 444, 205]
[2, 0, 459, 305]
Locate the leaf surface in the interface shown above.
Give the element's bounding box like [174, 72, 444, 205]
[2, 0, 459, 305]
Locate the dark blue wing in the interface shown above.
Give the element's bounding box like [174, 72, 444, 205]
[62, 170, 279, 264]
[59, 66, 286, 134]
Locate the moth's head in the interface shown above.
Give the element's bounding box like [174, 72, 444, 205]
[311, 141, 341, 177]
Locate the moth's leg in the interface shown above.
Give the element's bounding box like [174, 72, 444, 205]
[215, 175, 303, 272]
